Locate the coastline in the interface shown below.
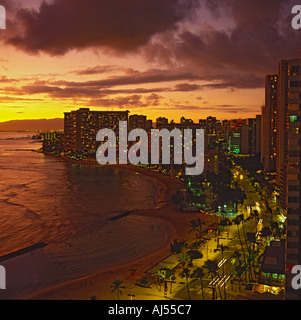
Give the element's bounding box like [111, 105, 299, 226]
[21, 154, 199, 300]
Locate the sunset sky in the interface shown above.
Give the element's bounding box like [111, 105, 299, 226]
[0, 0, 300, 124]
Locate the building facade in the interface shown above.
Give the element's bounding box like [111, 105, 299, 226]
[283, 59, 301, 300]
[64, 108, 129, 153]
[261, 75, 278, 172]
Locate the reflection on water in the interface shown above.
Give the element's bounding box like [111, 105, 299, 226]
[0, 132, 168, 298]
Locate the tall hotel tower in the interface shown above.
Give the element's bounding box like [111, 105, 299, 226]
[277, 58, 301, 300]
[64, 108, 129, 153]
[263, 58, 301, 299]
[261, 74, 278, 173]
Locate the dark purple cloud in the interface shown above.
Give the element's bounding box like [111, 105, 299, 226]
[174, 83, 200, 91]
[144, 0, 301, 86]
[6, 0, 197, 55]
[54, 68, 201, 87]
[87, 93, 163, 109]
[3, 0, 300, 93]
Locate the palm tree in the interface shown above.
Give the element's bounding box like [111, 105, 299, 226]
[220, 218, 232, 237]
[238, 215, 260, 284]
[111, 279, 125, 300]
[264, 200, 273, 222]
[230, 250, 242, 270]
[188, 218, 203, 242]
[180, 267, 191, 300]
[232, 216, 248, 285]
[246, 249, 258, 282]
[204, 259, 220, 300]
[270, 221, 281, 239]
[220, 218, 232, 227]
[89, 294, 98, 300]
[237, 214, 247, 240]
[237, 214, 253, 280]
[248, 209, 259, 228]
[191, 267, 206, 300]
[170, 239, 187, 254]
[214, 243, 229, 300]
[260, 226, 272, 245]
[245, 233, 262, 278]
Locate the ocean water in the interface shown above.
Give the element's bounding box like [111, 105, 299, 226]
[0, 132, 171, 299]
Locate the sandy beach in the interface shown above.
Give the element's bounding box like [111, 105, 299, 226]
[16, 161, 203, 300]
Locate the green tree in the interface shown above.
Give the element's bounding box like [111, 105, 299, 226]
[178, 252, 192, 267]
[155, 269, 165, 291]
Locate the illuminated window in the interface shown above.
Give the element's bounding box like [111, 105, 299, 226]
[289, 115, 298, 123]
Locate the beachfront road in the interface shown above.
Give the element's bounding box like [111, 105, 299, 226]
[172, 168, 268, 301]
[172, 225, 257, 301]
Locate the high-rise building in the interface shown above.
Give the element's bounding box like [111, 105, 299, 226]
[240, 124, 250, 155]
[247, 118, 257, 155]
[204, 149, 220, 174]
[206, 116, 217, 135]
[270, 58, 301, 300]
[277, 61, 292, 209]
[129, 114, 147, 131]
[199, 119, 207, 128]
[228, 131, 241, 154]
[146, 120, 153, 131]
[206, 116, 217, 149]
[222, 120, 230, 142]
[261, 75, 278, 172]
[256, 115, 262, 156]
[64, 108, 129, 152]
[282, 58, 301, 300]
[156, 117, 168, 126]
[199, 119, 208, 150]
[180, 117, 193, 125]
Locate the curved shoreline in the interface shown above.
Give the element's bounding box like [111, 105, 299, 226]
[22, 155, 196, 300]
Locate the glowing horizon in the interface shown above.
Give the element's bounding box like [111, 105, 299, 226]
[0, 0, 299, 124]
